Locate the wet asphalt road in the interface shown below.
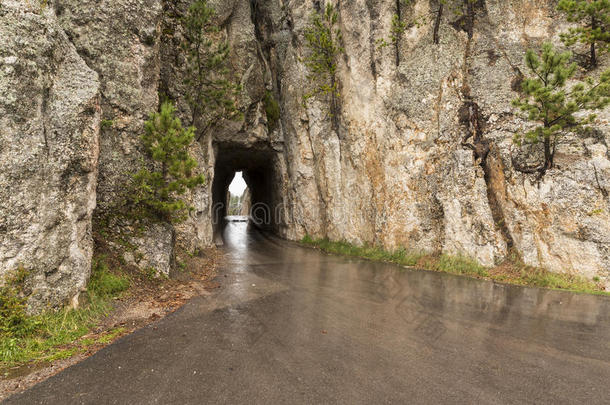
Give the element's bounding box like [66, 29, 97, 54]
[5, 220, 610, 404]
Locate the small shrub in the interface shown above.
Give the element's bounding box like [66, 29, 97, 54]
[144, 267, 158, 280]
[0, 289, 36, 339]
[177, 261, 187, 272]
[100, 119, 114, 130]
[0, 267, 40, 339]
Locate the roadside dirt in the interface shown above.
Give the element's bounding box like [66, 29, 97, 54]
[0, 246, 222, 401]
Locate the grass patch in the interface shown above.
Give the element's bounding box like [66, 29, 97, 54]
[302, 235, 424, 267]
[0, 295, 110, 369]
[491, 262, 606, 295]
[521, 270, 599, 292]
[96, 327, 126, 345]
[301, 236, 608, 295]
[0, 257, 130, 371]
[88, 256, 130, 298]
[433, 254, 489, 278]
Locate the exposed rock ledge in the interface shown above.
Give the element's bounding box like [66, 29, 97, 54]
[0, 1, 100, 310]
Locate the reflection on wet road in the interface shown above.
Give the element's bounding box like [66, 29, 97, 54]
[6, 222, 610, 404]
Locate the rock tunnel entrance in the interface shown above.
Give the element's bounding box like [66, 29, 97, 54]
[212, 145, 284, 242]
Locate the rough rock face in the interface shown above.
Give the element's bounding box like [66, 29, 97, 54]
[1, 0, 609, 309]
[54, 0, 173, 278]
[0, 1, 100, 310]
[54, 0, 163, 212]
[123, 223, 174, 278]
[248, 0, 610, 283]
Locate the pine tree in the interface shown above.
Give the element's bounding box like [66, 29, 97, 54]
[376, 0, 425, 65]
[377, 13, 408, 50]
[557, 0, 610, 67]
[132, 101, 205, 223]
[512, 43, 610, 175]
[303, 3, 344, 123]
[181, 0, 241, 137]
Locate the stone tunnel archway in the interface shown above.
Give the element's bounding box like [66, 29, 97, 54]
[211, 144, 285, 242]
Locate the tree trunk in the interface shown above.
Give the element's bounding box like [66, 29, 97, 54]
[433, 4, 443, 45]
[465, 0, 475, 38]
[394, 0, 401, 66]
[591, 17, 597, 67]
[330, 75, 339, 131]
[543, 136, 553, 173]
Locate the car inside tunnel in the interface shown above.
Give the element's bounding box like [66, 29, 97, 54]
[211, 145, 284, 241]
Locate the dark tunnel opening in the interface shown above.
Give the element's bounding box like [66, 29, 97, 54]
[212, 145, 283, 242]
